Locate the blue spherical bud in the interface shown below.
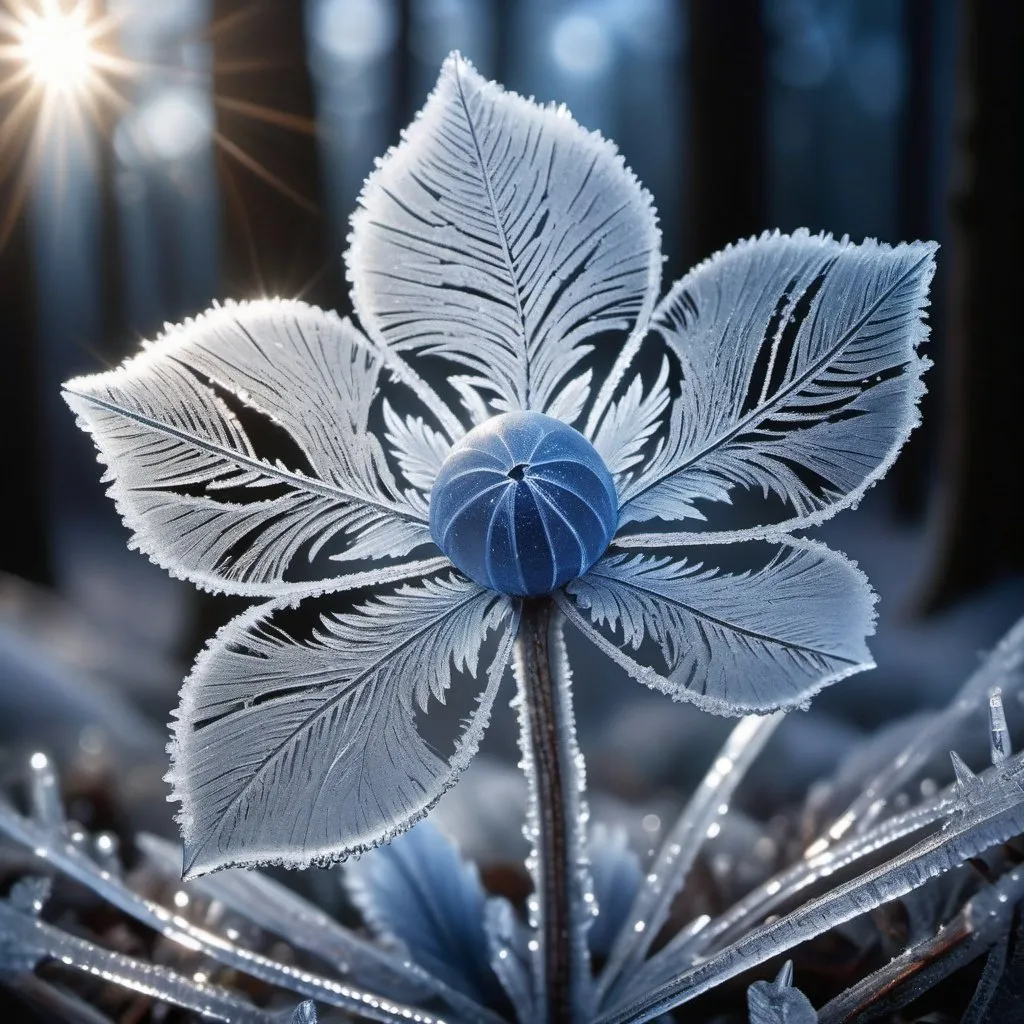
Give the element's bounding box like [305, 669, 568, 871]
[429, 411, 619, 597]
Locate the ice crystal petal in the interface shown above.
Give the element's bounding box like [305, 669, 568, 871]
[63, 300, 434, 596]
[619, 232, 936, 536]
[170, 574, 518, 875]
[348, 52, 661, 416]
[561, 539, 875, 715]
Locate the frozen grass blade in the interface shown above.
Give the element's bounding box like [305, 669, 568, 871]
[680, 788, 955, 961]
[0, 794, 452, 1024]
[596, 712, 782, 1005]
[0, 883, 312, 1024]
[818, 615, 1024, 847]
[599, 751, 1024, 1023]
[136, 834, 504, 1024]
[816, 867, 1024, 1024]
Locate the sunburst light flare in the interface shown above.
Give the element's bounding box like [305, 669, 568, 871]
[0, 0, 132, 247]
[16, 0, 95, 94]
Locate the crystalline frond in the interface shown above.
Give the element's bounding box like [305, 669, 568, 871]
[618, 232, 936, 537]
[349, 52, 661, 420]
[170, 575, 518, 876]
[62, 300, 439, 596]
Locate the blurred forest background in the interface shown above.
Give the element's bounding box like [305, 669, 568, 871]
[1, 0, 1023, 837]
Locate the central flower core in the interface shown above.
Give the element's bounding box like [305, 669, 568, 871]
[429, 411, 618, 597]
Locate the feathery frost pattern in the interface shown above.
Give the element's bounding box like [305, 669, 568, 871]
[63, 50, 935, 890]
[619, 232, 935, 536]
[348, 55, 661, 415]
[63, 300, 431, 595]
[172, 574, 516, 875]
[562, 541, 875, 714]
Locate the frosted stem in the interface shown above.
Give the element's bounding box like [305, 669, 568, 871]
[514, 598, 591, 1024]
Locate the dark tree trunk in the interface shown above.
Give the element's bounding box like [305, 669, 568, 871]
[891, 0, 941, 522]
[210, 0, 337, 305]
[683, 0, 767, 267]
[921, 0, 1024, 609]
[0, 203, 51, 585]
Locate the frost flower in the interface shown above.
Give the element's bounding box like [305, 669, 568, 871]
[63, 53, 936, 876]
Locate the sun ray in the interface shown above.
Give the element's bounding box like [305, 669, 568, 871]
[214, 130, 320, 214]
[214, 94, 317, 135]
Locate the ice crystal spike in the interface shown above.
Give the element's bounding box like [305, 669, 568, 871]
[989, 687, 1012, 763]
[429, 412, 618, 596]
[747, 961, 816, 1024]
[950, 750, 981, 801]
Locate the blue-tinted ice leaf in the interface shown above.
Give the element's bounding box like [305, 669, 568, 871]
[170, 574, 518, 875]
[747, 962, 816, 1024]
[63, 300, 434, 597]
[587, 825, 642, 959]
[619, 232, 936, 537]
[484, 897, 535, 1024]
[561, 539, 875, 715]
[348, 52, 661, 416]
[346, 820, 504, 1006]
